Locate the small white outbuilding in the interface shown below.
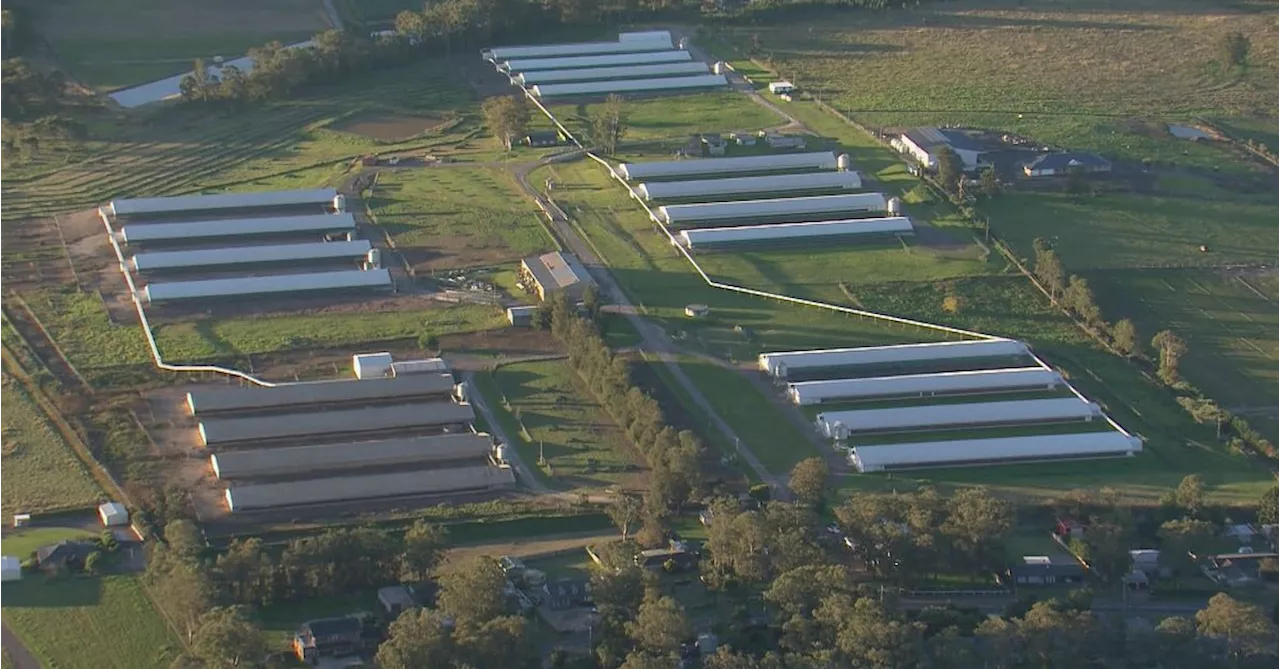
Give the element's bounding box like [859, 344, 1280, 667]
[99, 502, 129, 527]
[1, 555, 21, 582]
[353, 352, 394, 380]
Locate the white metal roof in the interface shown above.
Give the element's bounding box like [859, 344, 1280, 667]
[109, 188, 336, 217]
[816, 398, 1101, 435]
[197, 401, 475, 445]
[517, 61, 709, 84]
[680, 217, 912, 248]
[131, 240, 370, 272]
[639, 171, 862, 201]
[531, 74, 727, 98]
[848, 432, 1142, 472]
[210, 433, 493, 479]
[788, 368, 1063, 406]
[619, 31, 672, 42]
[502, 50, 692, 72]
[143, 268, 390, 303]
[391, 359, 449, 375]
[659, 193, 887, 225]
[187, 373, 456, 415]
[618, 151, 839, 180]
[225, 465, 515, 511]
[120, 213, 356, 244]
[759, 339, 1029, 377]
[485, 37, 671, 61]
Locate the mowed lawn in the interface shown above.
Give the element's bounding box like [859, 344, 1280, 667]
[2, 575, 182, 669]
[550, 91, 784, 141]
[369, 167, 555, 271]
[0, 378, 104, 517]
[490, 360, 646, 491]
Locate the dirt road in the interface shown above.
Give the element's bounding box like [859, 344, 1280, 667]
[2, 624, 41, 669]
[442, 530, 616, 565]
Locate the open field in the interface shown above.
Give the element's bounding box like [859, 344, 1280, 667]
[368, 167, 555, 271]
[2, 575, 181, 669]
[0, 378, 104, 517]
[489, 360, 646, 491]
[550, 91, 785, 141]
[34, 0, 330, 90]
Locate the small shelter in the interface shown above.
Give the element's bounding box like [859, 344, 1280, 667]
[1005, 555, 1085, 587]
[353, 352, 393, 380]
[378, 585, 418, 617]
[507, 305, 538, 327]
[1, 555, 22, 582]
[99, 502, 129, 527]
[525, 131, 562, 147]
[684, 304, 710, 318]
[768, 81, 795, 95]
[519, 251, 595, 302]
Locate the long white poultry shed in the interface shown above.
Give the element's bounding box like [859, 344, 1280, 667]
[788, 367, 1063, 405]
[815, 398, 1101, 437]
[847, 432, 1143, 472]
[759, 339, 1030, 379]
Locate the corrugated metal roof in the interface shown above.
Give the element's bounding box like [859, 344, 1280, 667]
[680, 217, 912, 248]
[225, 464, 515, 511]
[523, 252, 593, 292]
[197, 401, 475, 445]
[619, 151, 839, 180]
[519, 62, 709, 85]
[531, 74, 727, 98]
[848, 432, 1141, 472]
[210, 433, 493, 479]
[619, 31, 672, 42]
[816, 398, 1100, 435]
[188, 374, 454, 415]
[486, 37, 671, 61]
[789, 368, 1062, 405]
[502, 50, 692, 72]
[121, 213, 356, 244]
[110, 188, 336, 217]
[759, 339, 1028, 377]
[391, 359, 449, 375]
[131, 240, 370, 272]
[639, 171, 861, 201]
[143, 268, 390, 302]
[659, 193, 887, 225]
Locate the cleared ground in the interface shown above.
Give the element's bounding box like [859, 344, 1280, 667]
[2, 575, 181, 669]
[332, 113, 450, 142]
[0, 378, 104, 517]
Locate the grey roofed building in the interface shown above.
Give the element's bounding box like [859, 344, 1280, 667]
[520, 251, 595, 302]
[378, 585, 418, 616]
[209, 432, 494, 480]
[1005, 555, 1086, 586]
[120, 213, 356, 245]
[225, 464, 516, 511]
[35, 540, 97, 573]
[131, 240, 371, 273]
[1023, 152, 1112, 177]
[187, 373, 456, 415]
[896, 127, 988, 170]
[525, 131, 562, 147]
[543, 578, 592, 610]
[109, 188, 337, 219]
[197, 401, 475, 446]
[143, 269, 389, 303]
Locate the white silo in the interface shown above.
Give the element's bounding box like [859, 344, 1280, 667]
[332, 193, 347, 213]
[454, 381, 470, 402]
[495, 443, 510, 464]
[365, 248, 381, 269]
[836, 153, 851, 172]
[887, 197, 903, 216]
[713, 61, 727, 75]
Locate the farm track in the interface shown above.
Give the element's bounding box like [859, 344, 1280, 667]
[3, 296, 92, 393]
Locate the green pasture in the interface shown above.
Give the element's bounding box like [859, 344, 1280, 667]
[1, 527, 99, 559]
[0, 379, 105, 517]
[549, 91, 784, 142]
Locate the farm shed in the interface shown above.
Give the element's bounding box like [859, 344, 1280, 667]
[788, 367, 1063, 406]
[120, 213, 356, 245]
[658, 193, 888, 226]
[679, 217, 913, 248]
[815, 398, 1101, 437]
[98, 502, 129, 527]
[224, 465, 516, 511]
[142, 268, 391, 303]
[767, 81, 796, 95]
[1023, 152, 1112, 177]
[483, 37, 671, 62]
[392, 358, 449, 376]
[894, 128, 987, 170]
[187, 373, 456, 415]
[501, 50, 691, 72]
[130, 240, 371, 273]
[197, 401, 475, 446]
[517, 62, 710, 85]
[353, 352, 394, 380]
[618, 151, 839, 180]
[507, 305, 538, 326]
[520, 251, 595, 302]
[524, 131, 562, 147]
[759, 339, 1029, 379]
[108, 188, 337, 219]
[530, 74, 728, 98]
[1, 556, 20, 582]
[209, 433, 494, 480]
[846, 432, 1142, 472]
[637, 171, 862, 201]
[619, 30, 672, 42]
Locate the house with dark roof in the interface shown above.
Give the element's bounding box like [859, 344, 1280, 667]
[1023, 152, 1112, 177]
[292, 613, 379, 664]
[35, 541, 96, 574]
[543, 578, 592, 610]
[525, 131, 562, 147]
[519, 251, 595, 302]
[894, 127, 988, 171]
[1004, 555, 1086, 587]
[1203, 552, 1278, 588]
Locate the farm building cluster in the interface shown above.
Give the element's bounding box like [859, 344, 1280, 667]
[614, 151, 912, 248]
[100, 188, 392, 306]
[483, 30, 728, 98]
[758, 339, 1140, 472]
[180, 356, 514, 514]
[891, 126, 1112, 178]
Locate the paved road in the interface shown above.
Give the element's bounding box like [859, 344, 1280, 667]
[2, 624, 41, 669]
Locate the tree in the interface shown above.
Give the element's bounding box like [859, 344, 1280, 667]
[1257, 485, 1278, 525]
[619, 652, 680, 669]
[1081, 520, 1132, 584]
[156, 562, 215, 641]
[436, 557, 508, 625]
[215, 538, 273, 606]
[979, 166, 1000, 198]
[1063, 275, 1101, 324]
[1111, 318, 1139, 357]
[941, 294, 963, 313]
[375, 608, 457, 669]
[481, 94, 530, 150]
[84, 551, 103, 575]
[1173, 474, 1206, 517]
[1065, 166, 1090, 196]
[454, 615, 534, 668]
[1195, 593, 1274, 659]
[816, 595, 926, 668]
[1032, 239, 1066, 298]
[788, 457, 829, 508]
[590, 93, 628, 155]
[393, 10, 428, 41]
[164, 519, 204, 561]
[400, 520, 448, 582]
[934, 146, 962, 193]
[940, 487, 1013, 576]
[98, 529, 119, 554]
[581, 283, 602, 322]
[627, 591, 692, 655]
[1151, 330, 1188, 384]
[1220, 31, 1251, 71]
[1178, 397, 1228, 441]
[607, 494, 644, 542]
[1158, 518, 1216, 580]
[190, 606, 266, 668]
[217, 65, 248, 107]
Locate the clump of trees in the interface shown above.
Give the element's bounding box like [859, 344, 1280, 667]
[589, 93, 629, 155]
[481, 94, 531, 150]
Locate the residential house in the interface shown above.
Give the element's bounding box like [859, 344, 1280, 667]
[893, 127, 987, 171]
[636, 546, 697, 570]
[543, 578, 592, 610]
[1203, 552, 1278, 588]
[1022, 152, 1112, 177]
[34, 541, 96, 574]
[1005, 555, 1086, 587]
[1130, 549, 1171, 579]
[767, 81, 795, 95]
[378, 585, 417, 618]
[292, 614, 378, 665]
[525, 131, 562, 147]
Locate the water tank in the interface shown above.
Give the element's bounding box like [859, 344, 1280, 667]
[713, 61, 726, 75]
[366, 248, 381, 269]
[454, 381, 470, 402]
[332, 193, 347, 213]
[678, 37, 689, 49]
[836, 153, 851, 172]
[495, 443, 510, 464]
[887, 197, 902, 216]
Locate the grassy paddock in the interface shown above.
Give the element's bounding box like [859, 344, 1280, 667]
[550, 91, 784, 141]
[0, 379, 105, 517]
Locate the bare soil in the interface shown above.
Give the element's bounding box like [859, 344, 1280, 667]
[333, 114, 449, 142]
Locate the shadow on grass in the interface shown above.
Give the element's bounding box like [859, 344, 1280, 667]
[3, 575, 105, 608]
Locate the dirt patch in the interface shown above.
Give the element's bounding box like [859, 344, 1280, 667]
[333, 114, 449, 142]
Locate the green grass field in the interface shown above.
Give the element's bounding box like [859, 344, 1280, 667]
[1, 527, 99, 559]
[489, 360, 646, 491]
[2, 575, 182, 669]
[368, 166, 555, 271]
[550, 91, 785, 142]
[0, 378, 104, 517]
